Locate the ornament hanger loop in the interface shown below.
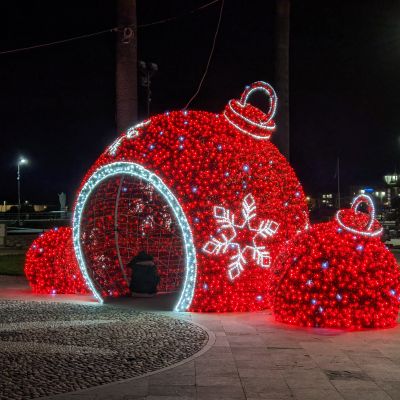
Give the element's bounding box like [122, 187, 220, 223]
[335, 194, 383, 237]
[223, 81, 278, 140]
[238, 81, 277, 125]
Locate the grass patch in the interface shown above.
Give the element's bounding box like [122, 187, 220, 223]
[0, 254, 25, 275]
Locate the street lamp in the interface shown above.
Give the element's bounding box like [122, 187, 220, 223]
[139, 60, 158, 117]
[17, 157, 28, 225]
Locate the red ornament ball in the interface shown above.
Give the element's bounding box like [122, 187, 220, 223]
[272, 195, 400, 329]
[72, 81, 309, 312]
[24, 227, 88, 295]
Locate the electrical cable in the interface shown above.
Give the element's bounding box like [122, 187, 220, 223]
[184, 0, 224, 109]
[138, 0, 220, 28]
[0, 27, 117, 56]
[0, 0, 221, 56]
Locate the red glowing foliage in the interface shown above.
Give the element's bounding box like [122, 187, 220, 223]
[271, 197, 400, 329]
[24, 227, 88, 295]
[76, 81, 309, 311]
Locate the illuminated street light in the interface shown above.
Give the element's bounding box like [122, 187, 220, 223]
[17, 157, 28, 225]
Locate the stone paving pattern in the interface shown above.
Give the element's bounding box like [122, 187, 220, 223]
[0, 301, 208, 399]
[49, 311, 400, 400]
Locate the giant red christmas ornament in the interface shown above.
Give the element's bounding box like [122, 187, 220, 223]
[24, 227, 88, 295]
[272, 195, 400, 329]
[71, 81, 309, 312]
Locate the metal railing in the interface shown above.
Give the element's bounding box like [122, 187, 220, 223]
[0, 211, 72, 222]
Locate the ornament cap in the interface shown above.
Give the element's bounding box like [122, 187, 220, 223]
[335, 194, 383, 237]
[223, 81, 277, 140]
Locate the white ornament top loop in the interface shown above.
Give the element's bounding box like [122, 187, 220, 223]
[223, 81, 278, 140]
[238, 81, 277, 126]
[335, 194, 383, 237]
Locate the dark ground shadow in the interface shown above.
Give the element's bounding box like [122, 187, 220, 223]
[104, 291, 181, 311]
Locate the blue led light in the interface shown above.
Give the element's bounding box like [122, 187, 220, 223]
[321, 261, 329, 269]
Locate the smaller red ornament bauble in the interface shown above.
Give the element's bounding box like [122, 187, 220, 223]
[25, 227, 88, 295]
[271, 195, 400, 329]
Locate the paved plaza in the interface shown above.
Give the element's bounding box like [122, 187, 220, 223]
[49, 312, 400, 400]
[2, 276, 400, 399]
[0, 300, 208, 400]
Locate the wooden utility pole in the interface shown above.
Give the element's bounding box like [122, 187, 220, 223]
[274, 0, 290, 159]
[116, 0, 138, 134]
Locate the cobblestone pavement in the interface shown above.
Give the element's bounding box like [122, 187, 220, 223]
[48, 311, 400, 400]
[0, 300, 209, 400]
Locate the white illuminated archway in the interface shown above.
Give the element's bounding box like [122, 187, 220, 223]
[72, 162, 197, 311]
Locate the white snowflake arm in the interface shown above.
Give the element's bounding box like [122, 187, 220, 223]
[228, 251, 246, 280]
[202, 233, 234, 255]
[214, 206, 236, 230]
[251, 246, 272, 269]
[108, 136, 125, 156]
[257, 219, 279, 238]
[241, 194, 257, 223]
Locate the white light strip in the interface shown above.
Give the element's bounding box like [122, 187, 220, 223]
[223, 81, 278, 140]
[240, 82, 277, 122]
[126, 119, 151, 138]
[223, 112, 271, 140]
[227, 100, 276, 130]
[72, 162, 197, 311]
[108, 120, 151, 156]
[352, 194, 375, 231]
[335, 194, 383, 237]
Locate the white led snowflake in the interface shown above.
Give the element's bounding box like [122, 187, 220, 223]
[108, 120, 151, 156]
[202, 194, 279, 280]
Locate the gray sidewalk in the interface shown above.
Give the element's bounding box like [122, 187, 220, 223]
[47, 311, 400, 400]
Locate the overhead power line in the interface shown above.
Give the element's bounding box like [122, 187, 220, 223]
[0, 28, 117, 56]
[0, 0, 221, 56]
[138, 0, 220, 28]
[184, 0, 224, 109]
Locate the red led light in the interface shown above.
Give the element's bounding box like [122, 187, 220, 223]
[271, 196, 400, 329]
[24, 227, 88, 295]
[73, 81, 309, 311]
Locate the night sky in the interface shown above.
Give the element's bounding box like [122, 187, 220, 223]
[1, 1, 399, 206]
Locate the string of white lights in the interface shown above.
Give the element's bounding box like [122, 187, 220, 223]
[72, 161, 197, 311]
[335, 194, 383, 237]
